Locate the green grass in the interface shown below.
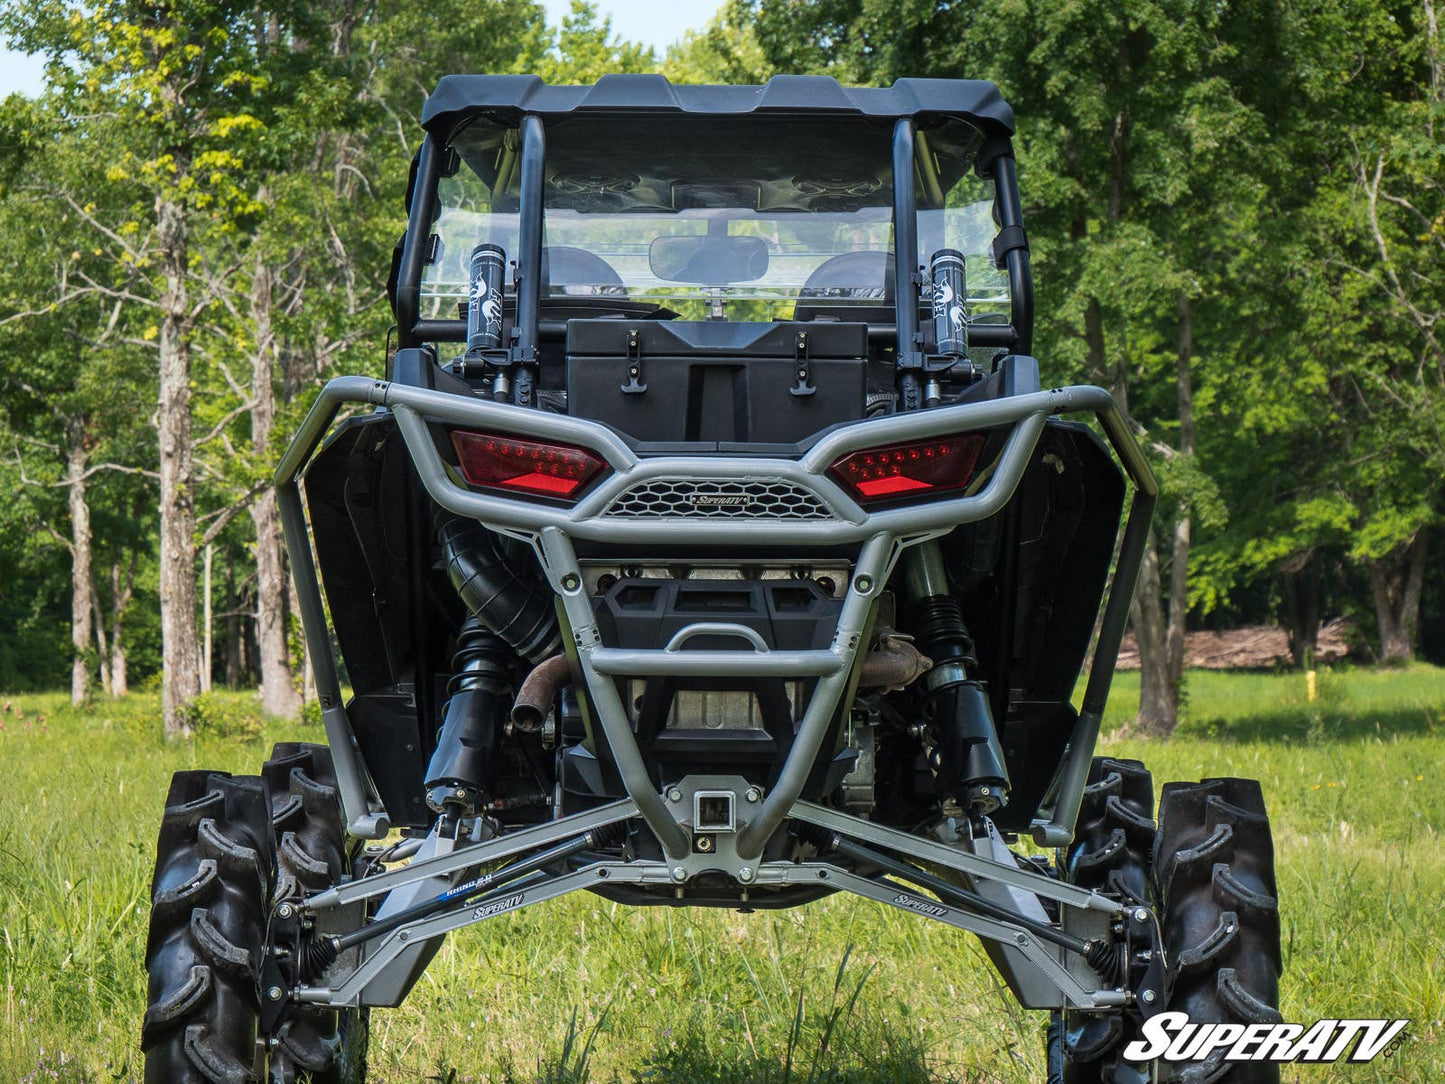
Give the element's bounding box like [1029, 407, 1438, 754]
[0, 667, 1442, 1082]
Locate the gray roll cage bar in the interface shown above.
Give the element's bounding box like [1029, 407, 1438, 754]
[274, 371, 1158, 1013]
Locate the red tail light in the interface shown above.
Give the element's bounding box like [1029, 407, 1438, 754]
[828, 433, 988, 503]
[450, 430, 607, 499]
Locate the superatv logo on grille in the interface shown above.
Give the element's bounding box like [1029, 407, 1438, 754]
[1122, 1013, 1408, 1064]
[891, 892, 948, 918]
[471, 893, 524, 921]
[688, 493, 749, 507]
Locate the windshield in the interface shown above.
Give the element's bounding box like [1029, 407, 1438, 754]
[420, 114, 1008, 324]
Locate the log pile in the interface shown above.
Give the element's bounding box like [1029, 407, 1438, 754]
[1116, 618, 1352, 670]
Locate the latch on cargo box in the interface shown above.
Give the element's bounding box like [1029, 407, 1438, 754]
[790, 331, 816, 397]
[620, 328, 647, 395]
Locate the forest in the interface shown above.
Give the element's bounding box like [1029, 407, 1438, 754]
[0, 0, 1441, 739]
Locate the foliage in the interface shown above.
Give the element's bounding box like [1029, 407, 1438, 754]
[175, 688, 264, 740]
[731, 0, 1445, 673]
[664, 1, 772, 85]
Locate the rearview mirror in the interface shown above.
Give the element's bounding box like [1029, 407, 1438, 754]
[648, 235, 770, 285]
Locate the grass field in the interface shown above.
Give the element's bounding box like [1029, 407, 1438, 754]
[1, 666, 1441, 1082]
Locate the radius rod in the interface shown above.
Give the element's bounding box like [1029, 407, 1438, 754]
[301, 822, 625, 980]
[801, 824, 1104, 964]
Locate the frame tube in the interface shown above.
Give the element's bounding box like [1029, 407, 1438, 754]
[512, 114, 545, 404]
[276, 435, 389, 839]
[305, 798, 639, 911]
[991, 155, 1033, 355]
[397, 139, 441, 349]
[891, 119, 922, 408]
[538, 526, 692, 858]
[789, 801, 1121, 914]
[411, 318, 1023, 349]
[297, 859, 1124, 1011]
[274, 375, 1156, 856]
[734, 532, 894, 858]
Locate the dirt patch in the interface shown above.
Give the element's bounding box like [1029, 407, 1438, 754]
[1116, 618, 1352, 670]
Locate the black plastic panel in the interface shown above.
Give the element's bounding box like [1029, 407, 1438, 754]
[592, 576, 842, 652]
[306, 413, 465, 829]
[566, 320, 867, 445]
[422, 73, 1016, 138]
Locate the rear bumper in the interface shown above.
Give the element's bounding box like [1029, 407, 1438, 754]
[276, 373, 1156, 857]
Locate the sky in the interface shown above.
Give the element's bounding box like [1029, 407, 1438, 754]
[0, 41, 47, 98]
[541, 0, 721, 54]
[0, 1, 721, 98]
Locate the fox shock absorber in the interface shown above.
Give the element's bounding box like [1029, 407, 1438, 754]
[902, 541, 1011, 815]
[465, 243, 506, 356]
[424, 617, 512, 815]
[929, 249, 968, 358]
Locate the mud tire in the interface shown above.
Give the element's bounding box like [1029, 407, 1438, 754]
[1152, 777, 1282, 1084]
[1056, 757, 1156, 1084]
[1048, 770, 1284, 1084]
[143, 771, 276, 1083]
[262, 743, 369, 1084]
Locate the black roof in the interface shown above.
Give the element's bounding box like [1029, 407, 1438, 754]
[420, 73, 1014, 138]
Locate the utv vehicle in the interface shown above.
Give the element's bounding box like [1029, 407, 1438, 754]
[143, 75, 1282, 1083]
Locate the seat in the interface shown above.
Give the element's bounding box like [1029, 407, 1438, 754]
[792, 250, 894, 323]
[542, 245, 625, 295]
[540, 244, 670, 322]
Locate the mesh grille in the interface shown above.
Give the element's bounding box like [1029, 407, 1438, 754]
[601, 478, 834, 520]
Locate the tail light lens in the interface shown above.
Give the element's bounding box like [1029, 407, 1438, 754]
[450, 430, 607, 500]
[828, 433, 988, 503]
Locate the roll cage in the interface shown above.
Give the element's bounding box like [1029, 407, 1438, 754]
[388, 74, 1035, 412]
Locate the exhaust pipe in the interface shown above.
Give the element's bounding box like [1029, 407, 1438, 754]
[857, 634, 933, 689]
[510, 652, 575, 733]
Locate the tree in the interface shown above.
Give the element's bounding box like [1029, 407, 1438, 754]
[743, 0, 1272, 733]
[1203, 0, 1441, 662]
[665, 1, 772, 84]
[1, 0, 358, 733]
[0, 99, 158, 702]
[536, 1, 654, 83]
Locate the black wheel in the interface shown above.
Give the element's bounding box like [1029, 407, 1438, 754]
[1153, 778, 1281, 1084]
[143, 770, 276, 1083]
[1047, 770, 1284, 1084]
[262, 743, 369, 1084]
[1055, 757, 1156, 1084]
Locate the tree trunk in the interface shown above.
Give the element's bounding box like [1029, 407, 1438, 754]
[92, 584, 111, 694]
[225, 558, 242, 688]
[1132, 533, 1177, 735]
[249, 255, 303, 718]
[109, 554, 136, 697]
[1131, 295, 1195, 736]
[1163, 293, 1195, 693]
[156, 193, 201, 737]
[1368, 529, 1428, 662]
[1084, 298, 1106, 385]
[202, 543, 213, 693]
[65, 417, 94, 706]
[1280, 562, 1321, 668]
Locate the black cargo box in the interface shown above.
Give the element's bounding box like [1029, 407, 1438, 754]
[565, 320, 867, 446]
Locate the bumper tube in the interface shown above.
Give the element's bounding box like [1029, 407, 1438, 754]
[275, 373, 1156, 852]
